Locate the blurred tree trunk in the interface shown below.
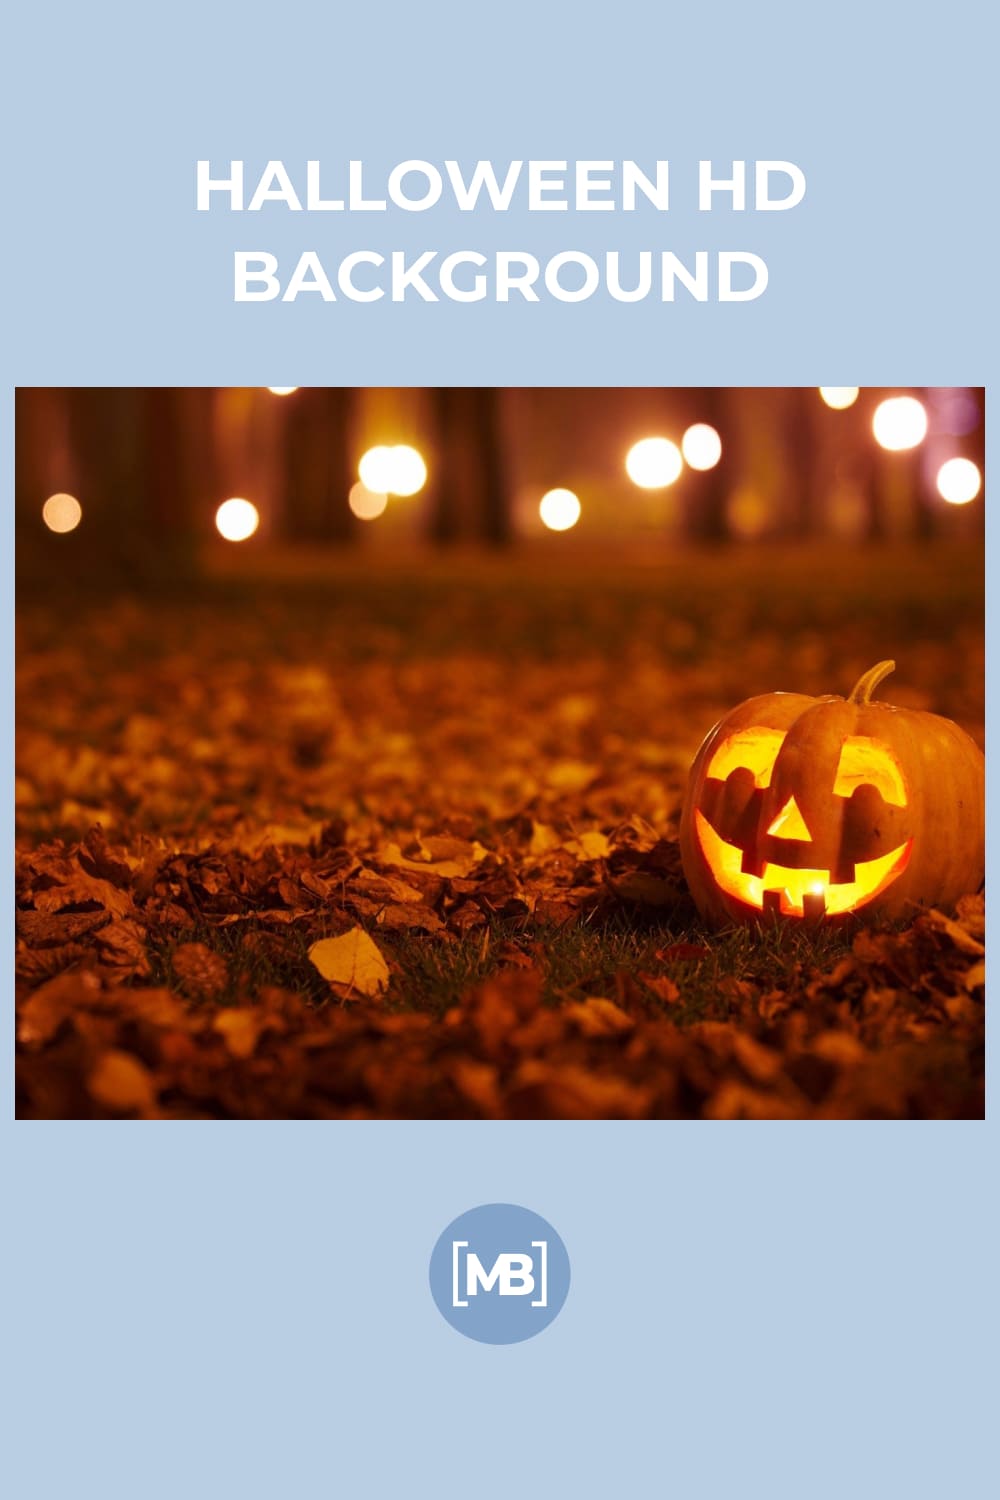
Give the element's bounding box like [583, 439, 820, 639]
[429, 388, 511, 545]
[684, 386, 729, 543]
[785, 387, 819, 537]
[285, 388, 358, 542]
[471, 388, 511, 545]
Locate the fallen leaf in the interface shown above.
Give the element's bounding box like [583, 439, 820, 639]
[379, 836, 488, 879]
[214, 1008, 269, 1059]
[172, 942, 229, 999]
[563, 998, 634, 1037]
[923, 907, 986, 957]
[308, 927, 390, 998]
[87, 1050, 158, 1115]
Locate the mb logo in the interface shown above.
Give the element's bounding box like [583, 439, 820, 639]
[430, 1205, 570, 1344]
[452, 1241, 548, 1307]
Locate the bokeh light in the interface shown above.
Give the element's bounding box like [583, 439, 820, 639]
[389, 445, 427, 497]
[215, 497, 260, 541]
[625, 437, 683, 489]
[819, 387, 860, 410]
[539, 488, 581, 531]
[358, 445, 428, 496]
[348, 482, 389, 520]
[828, 483, 867, 540]
[936, 457, 982, 506]
[872, 396, 927, 451]
[681, 423, 722, 471]
[267, 387, 298, 396]
[358, 446, 395, 493]
[932, 388, 980, 437]
[727, 487, 770, 540]
[42, 493, 83, 533]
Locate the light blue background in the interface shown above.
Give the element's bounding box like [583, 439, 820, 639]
[3, 3, 994, 1497]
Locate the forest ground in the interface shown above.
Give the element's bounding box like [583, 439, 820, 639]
[15, 542, 985, 1119]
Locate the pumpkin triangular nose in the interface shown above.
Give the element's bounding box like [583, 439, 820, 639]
[766, 795, 811, 840]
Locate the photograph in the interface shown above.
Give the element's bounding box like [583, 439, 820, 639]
[15, 385, 985, 1119]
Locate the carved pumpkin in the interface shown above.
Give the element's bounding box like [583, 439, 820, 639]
[679, 661, 984, 925]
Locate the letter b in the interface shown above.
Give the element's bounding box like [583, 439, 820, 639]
[234, 252, 280, 302]
[500, 1255, 535, 1295]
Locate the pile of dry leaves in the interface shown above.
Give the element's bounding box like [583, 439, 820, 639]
[16, 560, 984, 1119]
[15, 824, 983, 1120]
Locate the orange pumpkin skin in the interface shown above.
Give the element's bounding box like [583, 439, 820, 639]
[679, 662, 984, 926]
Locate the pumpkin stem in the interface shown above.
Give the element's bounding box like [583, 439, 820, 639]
[848, 660, 896, 704]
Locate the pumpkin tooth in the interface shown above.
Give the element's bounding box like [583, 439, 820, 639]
[832, 857, 856, 885]
[740, 849, 766, 877]
[802, 888, 827, 921]
[762, 888, 784, 916]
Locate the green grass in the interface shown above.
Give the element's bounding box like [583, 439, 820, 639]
[143, 907, 858, 1020]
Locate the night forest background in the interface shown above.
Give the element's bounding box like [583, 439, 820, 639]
[15, 387, 985, 1120]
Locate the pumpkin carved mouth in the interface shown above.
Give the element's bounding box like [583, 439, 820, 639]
[694, 810, 913, 918]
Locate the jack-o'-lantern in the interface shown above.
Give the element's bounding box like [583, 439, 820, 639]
[679, 661, 984, 925]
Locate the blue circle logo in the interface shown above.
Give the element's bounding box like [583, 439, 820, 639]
[429, 1204, 571, 1344]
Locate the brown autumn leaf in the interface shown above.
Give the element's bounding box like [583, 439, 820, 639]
[378, 835, 488, 879]
[921, 907, 986, 957]
[214, 1008, 273, 1060]
[31, 870, 134, 918]
[18, 970, 103, 1046]
[172, 942, 229, 999]
[95, 918, 151, 978]
[16, 910, 111, 947]
[87, 1050, 159, 1115]
[563, 998, 634, 1038]
[308, 928, 390, 998]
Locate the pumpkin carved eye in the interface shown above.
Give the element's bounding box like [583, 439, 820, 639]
[705, 726, 784, 787]
[832, 736, 906, 807]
